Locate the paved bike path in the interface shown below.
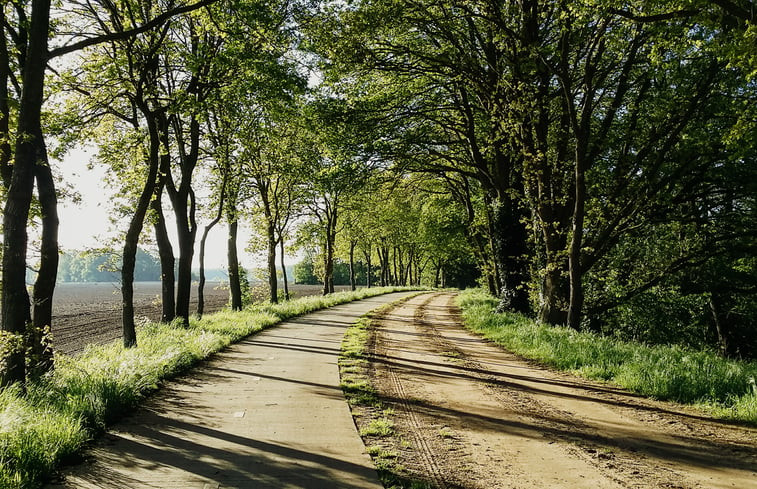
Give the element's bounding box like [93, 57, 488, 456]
[50, 292, 418, 489]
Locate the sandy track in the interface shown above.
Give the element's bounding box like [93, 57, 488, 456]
[369, 292, 757, 489]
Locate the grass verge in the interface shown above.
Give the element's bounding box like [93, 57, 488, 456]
[0, 286, 421, 489]
[457, 288, 757, 425]
[339, 293, 432, 489]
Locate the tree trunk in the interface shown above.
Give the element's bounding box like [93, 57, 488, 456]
[152, 190, 175, 323]
[485, 273, 497, 296]
[227, 212, 242, 311]
[322, 242, 333, 295]
[1, 152, 33, 385]
[398, 248, 406, 286]
[540, 264, 569, 325]
[280, 239, 289, 301]
[539, 208, 570, 325]
[489, 192, 531, 315]
[2, 0, 50, 386]
[322, 211, 337, 295]
[166, 115, 200, 327]
[377, 247, 384, 286]
[0, 10, 11, 187]
[154, 116, 175, 322]
[197, 218, 221, 317]
[392, 247, 398, 285]
[173, 210, 196, 326]
[363, 245, 372, 288]
[122, 111, 162, 347]
[566, 150, 587, 330]
[380, 246, 389, 286]
[349, 240, 356, 291]
[267, 221, 278, 304]
[484, 192, 503, 294]
[197, 170, 226, 317]
[709, 293, 729, 357]
[30, 150, 58, 375]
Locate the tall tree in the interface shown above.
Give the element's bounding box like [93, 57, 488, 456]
[1, 0, 217, 382]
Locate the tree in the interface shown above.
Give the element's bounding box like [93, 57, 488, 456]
[309, 0, 533, 311]
[1, 0, 217, 384]
[309, 0, 755, 326]
[238, 103, 305, 304]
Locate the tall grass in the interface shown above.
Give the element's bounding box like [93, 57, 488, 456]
[0, 286, 418, 489]
[457, 288, 757, 424]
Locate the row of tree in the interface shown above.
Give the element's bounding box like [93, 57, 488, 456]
[307, 0, 757, 357]
[1, 0, 755, 388]
[0, 0, 478, 387]
[1, 0, 232, 386]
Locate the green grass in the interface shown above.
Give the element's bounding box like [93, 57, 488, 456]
[457, 288, 757, 424]
[360, 417, 394, 437]
[0, 286, 420, 489]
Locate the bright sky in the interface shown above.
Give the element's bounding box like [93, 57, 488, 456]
[55, 146, 246, 270]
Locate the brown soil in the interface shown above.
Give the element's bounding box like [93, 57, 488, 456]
[51, 282, 229, 355]
[362, 292, 757, 489]
[50, 283, 350, 355]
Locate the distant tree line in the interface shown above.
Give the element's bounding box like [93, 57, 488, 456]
[56, 249, 160, 283]
[294, 256, 368, 287]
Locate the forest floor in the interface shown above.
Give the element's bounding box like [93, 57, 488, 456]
[357, 292, 757, 489]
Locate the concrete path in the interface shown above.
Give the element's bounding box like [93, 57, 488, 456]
[50, 292, 417, 489]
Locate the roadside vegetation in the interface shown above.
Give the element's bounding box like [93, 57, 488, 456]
[0, 287, 416, 489]
[339, 295, 432, 489]
[457, 289, 757, 425]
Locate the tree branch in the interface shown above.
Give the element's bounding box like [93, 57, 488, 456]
[48, 0, 218, 59]
[609, 8, 698, 23]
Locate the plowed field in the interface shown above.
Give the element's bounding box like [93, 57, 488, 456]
[50, 282, 349, 355]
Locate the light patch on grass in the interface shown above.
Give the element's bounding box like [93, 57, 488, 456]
[360, 417, 394, 437]
[367, 445, 398, 459]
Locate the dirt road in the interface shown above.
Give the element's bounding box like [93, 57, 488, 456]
[367, 292, 757, 489]
[49, 291, 418, 489]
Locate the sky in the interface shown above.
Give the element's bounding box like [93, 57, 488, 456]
[55, 146, 247, 270]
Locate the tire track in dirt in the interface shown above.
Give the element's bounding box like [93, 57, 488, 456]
[368, 292, 757, 489]
[423, 293, 757, 489]
[385, 293, 450, 489]
[387, 367, 449, 488]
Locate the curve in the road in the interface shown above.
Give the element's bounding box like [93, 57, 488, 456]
[48, 291, 418, 489]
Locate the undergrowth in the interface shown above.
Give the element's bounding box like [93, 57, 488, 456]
[0, 286, 419, 489]
[457, 288, 757, 425]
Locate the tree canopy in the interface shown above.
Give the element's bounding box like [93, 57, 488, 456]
[1, 0, 756, 386]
